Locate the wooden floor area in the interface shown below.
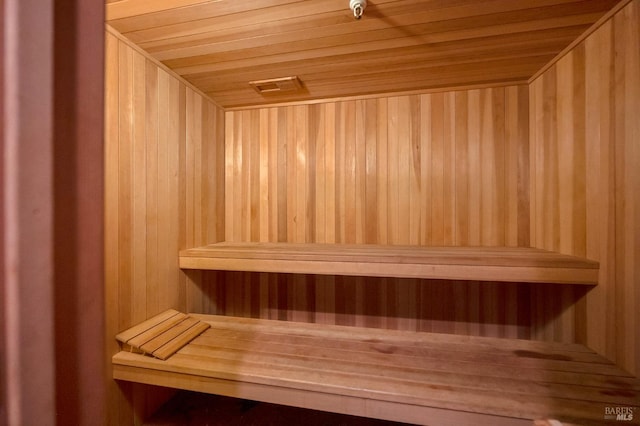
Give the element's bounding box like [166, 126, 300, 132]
[114, 314, 640, 426]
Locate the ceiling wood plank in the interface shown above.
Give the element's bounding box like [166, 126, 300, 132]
[169, 24, 593, 75]
[136, 0, 607, 53]
[107, 0, 221, 21]
[149, 5, 608, 61]
[106, 0, 620, 107]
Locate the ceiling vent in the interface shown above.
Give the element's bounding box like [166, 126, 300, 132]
[249, 76, 302, 94]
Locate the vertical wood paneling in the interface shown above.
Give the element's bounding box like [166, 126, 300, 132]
[454, 92, 469, 246]
[156, 69, 170, 314]
[202, 272, 535, 340]
[430, 93, 444, 245]
[209, 85, 533, 341]
[225, 87, 529, 246]
[104, 28, 225, 425]
[105, 31, 132, 426]
[132, 49, 146, 325]
[467, 90, 481, 245]
[529, 0, 639, 375]
[105, 8, 640, 420]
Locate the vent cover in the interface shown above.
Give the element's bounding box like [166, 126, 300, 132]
[249, 76, 302, 94]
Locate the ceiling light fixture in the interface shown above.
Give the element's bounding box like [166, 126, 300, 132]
[349, 0, 367, 20]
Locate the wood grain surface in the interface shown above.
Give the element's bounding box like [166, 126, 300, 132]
[104, 28, 225, 425]
[103, 5, 640, 426]
[180, 242, 598, 284]
[112, 314, 640, 425]
[105, 0, 619, 107]
[225, 86, 530, 246]
[529, 0, 639, 375]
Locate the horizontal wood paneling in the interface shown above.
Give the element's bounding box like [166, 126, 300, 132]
[104, 29, 225, 425]
[530, 0, 639, 375]
[225, 86, 530, 246]
[105, 0, 619, 107]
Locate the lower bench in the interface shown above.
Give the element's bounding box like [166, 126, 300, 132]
[112, 314, 640, 426]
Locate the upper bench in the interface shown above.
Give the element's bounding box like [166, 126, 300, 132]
[179, 242, 598, 285]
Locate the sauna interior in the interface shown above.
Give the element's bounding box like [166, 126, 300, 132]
[104, 0, 639, 425]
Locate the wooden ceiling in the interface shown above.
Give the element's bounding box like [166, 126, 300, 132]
[106, 0, 620, 108]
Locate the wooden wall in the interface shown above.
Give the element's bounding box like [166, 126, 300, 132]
[190, 86, 582, 342]
[530, 0, 639, 375]
[225, 88, 530, 246]
[104, 27, 225, 425]
[103, 4, 639, 425]
[202, 270, 591, 341]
